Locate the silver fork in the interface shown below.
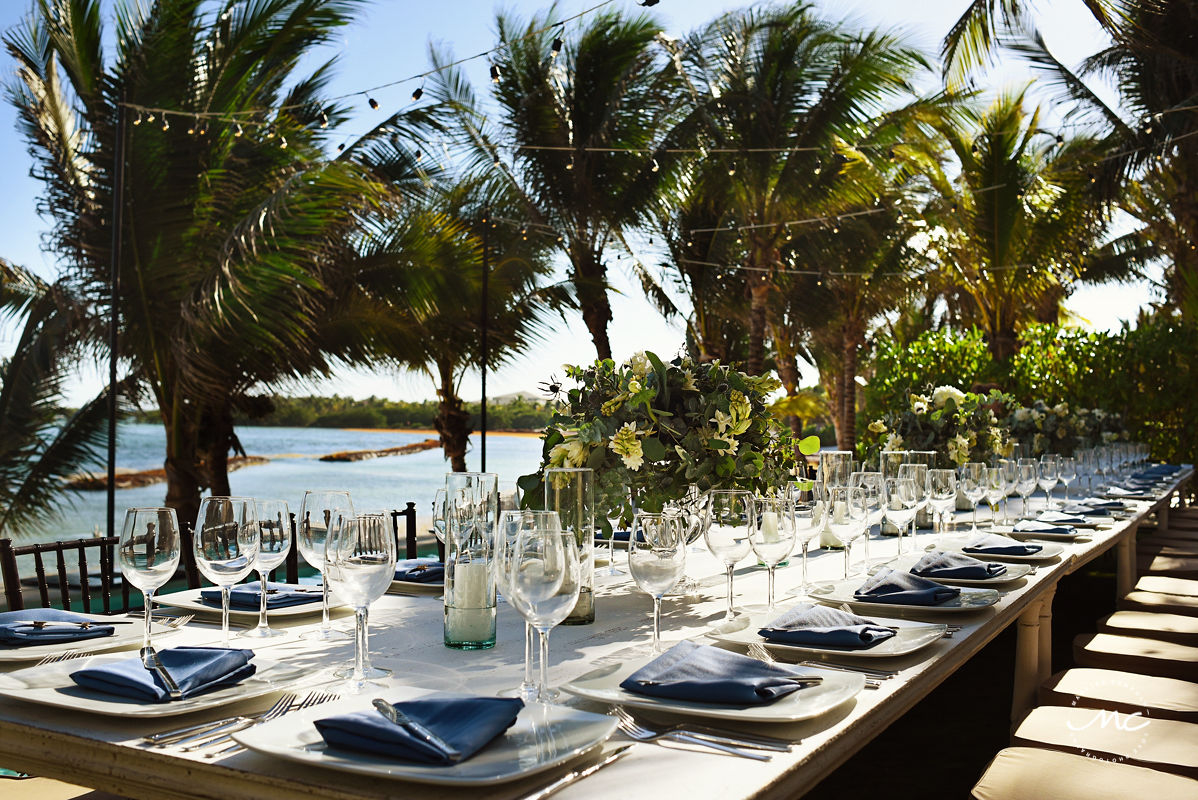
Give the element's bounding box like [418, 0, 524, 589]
[614, 716, 770, 761]
[611, 707, 792, 752]
[202, 690, 340, 758]
[161, 614, 195, 629]
[144, 692, 297, 747]
[34, 649, 83, 666]
[747, 643, 883, 690]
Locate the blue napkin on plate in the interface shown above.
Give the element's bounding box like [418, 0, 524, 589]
[1037, 511, 1089, 525]
[594, 530, 644, 543]
[911, 551, 1006, 580]
[1105, 486, 1151, 498]
[394, 559, 444, 583]
[0, 608, 116, 646]
[201, 581, 322, 609]
[1060, 504, 1110, 517]
[1076, 498, 1125, 510]
[315, 695, 523, 764]
[854, 568, 960, 606]
[757, 603, 896, 650]
[1014, 519, 1077, 536]
[70, 646, 256, 702]
[619, 640, 813, 705]
[962, 534, 1043, 556]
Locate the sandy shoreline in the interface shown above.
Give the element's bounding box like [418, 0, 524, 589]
[340, 427, 544, 438]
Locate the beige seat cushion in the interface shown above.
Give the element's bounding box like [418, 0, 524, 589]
[1041, 668, 1198, 722]
[1137, 553, 1198, 578]
[1136, 575, 1198, 597]
[1119, 590, 1198, 616]
[1013, 705, 1198, 778]
[1073, 633, 1198, 682]
[971, 747, 1198, 799]
[1138, 542, 1198, 558]
[1099, 610, 1198, 644]
[2, 778, 129, 799]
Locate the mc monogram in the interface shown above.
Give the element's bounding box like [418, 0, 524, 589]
[1065, 709, 1151, 733]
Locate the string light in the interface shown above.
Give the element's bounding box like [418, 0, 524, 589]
[280, 135, 288, 149]
[651, 158, 660, 172]
[490, 63, 501, 84]
[319, 111, 328, 129]
[367, 96, 379, 109]
[411, 86, 424, 102]
[161, 116, 169, 131]
[234, 122, 243, 137]
[551, 30, 564, 59]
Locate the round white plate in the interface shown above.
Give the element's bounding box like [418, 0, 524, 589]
[880, 554, 1033, 587]
[808, 579, 1000, 614]
[932, 536, 1065, 563]
[706, 613, 946, 659]
[154, 586, 333, 619]
[233, 693, 616, 786]
[0, 615, 180, 663]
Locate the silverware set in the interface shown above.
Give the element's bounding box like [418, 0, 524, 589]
[746, 642, 885, 689]
[612, 707, 791, 761]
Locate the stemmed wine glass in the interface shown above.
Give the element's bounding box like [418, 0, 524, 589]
[324, 514, 396, 689]
[748, 495, 797, 614]
[959, 462, 987, 533]
[848, 471, 885, 570]
[882, 476, 919, 554]
[508, 511, 580, 700]
[926, 469, 958, 537]
[119, 508, 182, 652]
[240, 499, 291, 639]
[998, 459, 1018, 524]
[788, 487, 826, 595]
[496, 509, 543, 702]
[897, 463, 929, 548]
[600, 486, 632, 577]
[297, 490, 354, 641]
[1038, 454, 1059, 511]
[1015, 461, 1039, 519]
[431, 489, 448, 545]
[983, 468, 1007, 529]
[704, 490, 753, 625]
[1058, 456, 1077, 505]
[665, 484, 708, 597]
[628, 512, 687, 653]
[193, 497, 259, 648]
[826, 487, 867, 578]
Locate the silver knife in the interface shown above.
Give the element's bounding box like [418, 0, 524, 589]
[521, 745, 634, 800]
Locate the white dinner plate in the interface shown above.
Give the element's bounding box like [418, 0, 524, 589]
[808, 579, 1000, 614]
[0, 653, 309, 717]
[0, 615, 180, 663]
[154, 587, 333, 619]
[706, 613, 946, 659]
[559, 658, 863, 723]
[931, 536, 1065, 563]
[879, 554, 1033, 587]
[233, 693, 616, 786]
[388, 558, 443, 594]
[988, 525, 1086, 542]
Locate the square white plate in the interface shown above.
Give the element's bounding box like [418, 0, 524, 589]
[990, 525, 1085, 542]
[0, 652, 309, 717]
[233, 693, 616, 786]
[154, 587, 332, 619]
[0, 615, 179, 663]
[808, 579, 1000, 614]
[560, 658, 863, 723]
[706, 613, 946, 659]
[880, 554, 1033, 586]
[933, 536, 1065, 562]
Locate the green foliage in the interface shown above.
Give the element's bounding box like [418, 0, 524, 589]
[1004, 325, 1117, 407]
[1113, 315, 1198, 466]
[865, 327, 994, 421]
[860, 386, 1014, 468]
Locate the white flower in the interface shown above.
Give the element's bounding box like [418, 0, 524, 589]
[1013, 408, 1031, 423]
[910, 394, 930, 414]
[884, 433, 904, 451]
[627, 352, 649, 377]
[1053, 402, 1069, 416]
[681, 369, 698, 391]
[932, 386, 965, 408]
[947, 433, 971, 466]
[609, 422, 644, 471]
[628, 379, 643, 394]
[867, 419, 887, 434]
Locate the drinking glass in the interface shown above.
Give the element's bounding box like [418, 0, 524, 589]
[628, 512, 687, 653]
[193, 496, 259, 648]
[983, 468, 1007, 528]
[848, 471, 885, 570]
[704, 490, 754, 624]
[544, 468, 594, 624]
[508, 512, 580, 700]
[1038, 454, 1059, 511]
[600, 485, 632, 577]
[119, 508, 181, 651]
[240, 499, 291, 640]
[882, 477, 919, 554]
[748, 495, 797, 613]
[297, 490, 354, 641]
[431, 489, 447, 545]
[879, 450, 909, 536]
[898, 462, 929, 546]
[324, 514, 396, 688]
[926, 469, 958, 537]
[1015, 462, 1039, 518]
[496, 510, 542, 702]
[1058, 456, 1077, 504]
[959, 462, 987, 533]
[788, 489, 826, 594]
[998, 459, 1018, 524]
[665, 484, 708, 597]
[444, 472, 499, 649]
[826, 486, 867, 578]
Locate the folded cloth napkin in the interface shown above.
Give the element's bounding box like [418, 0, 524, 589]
[1075, 498, 1126, 510]
[1013, 519, 1078, 536]
[619, 640, 813, 705]
[0, 608, 116, 646]
[1037, 511, 1089, 525]
[757, 603, 896, 650]
[962, 534, 1043, 556]
[911, 551, 1007, 580]
[201, 581, 322, 609]
[70, 646, 256, 702]
[1060, 504, 1110, 517]
[315, 695, 523, 764]
[854, 568, 961, 606]
[1105, 486, 1151, 498]
[594, 530, 644, 543]
[394, 559, 444, 583]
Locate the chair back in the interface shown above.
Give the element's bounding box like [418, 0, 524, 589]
[0, 536, 133, 614]
[391, 503, 420, 560]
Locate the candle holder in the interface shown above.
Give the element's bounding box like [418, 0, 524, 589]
[443, 472, 499, 649]
[545, 468, 595, 625]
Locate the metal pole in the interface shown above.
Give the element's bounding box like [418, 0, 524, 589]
[480, 206, 489, 472]
[107, 95, 127, 541]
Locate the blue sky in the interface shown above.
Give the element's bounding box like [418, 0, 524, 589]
[0, 1, 1144, 405]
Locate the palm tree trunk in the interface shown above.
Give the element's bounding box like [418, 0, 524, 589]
[202, 400, 235, 497]
[747, 276, 770, 376]
[433, 362, 471, 472]
[838, 328, 859, 452]
[575, 250, 612, 361]
[773, 341, 804, 440]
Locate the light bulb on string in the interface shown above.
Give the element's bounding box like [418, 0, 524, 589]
[367, 96, 379, 110]
[551, 34, 563, 59]
[415, 148, 423, 162]
[235, 122, 243, 137]
[187, 120, 196, 135]
[161, 116, 169, 131]
[651, 158, 659, 173]
[132, 110, 143, 126]
[279, 135, 287, 149]
[490, 63, 501, 84]
[337, 142, 346, 152]
[411, 86, 424, 102]
[319, 111, 328, 129]
[147, 112, 155, 123]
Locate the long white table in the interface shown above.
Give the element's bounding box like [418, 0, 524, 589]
[0, 469, 1191, 800]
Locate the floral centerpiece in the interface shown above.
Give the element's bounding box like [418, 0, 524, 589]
[860, 385, 1014, 468]
[518, 352, 795, 530]
[1008, 401, 1126, 455]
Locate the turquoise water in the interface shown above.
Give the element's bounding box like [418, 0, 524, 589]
[26, 423, 546, 541]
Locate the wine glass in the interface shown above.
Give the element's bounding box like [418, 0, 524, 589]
[297, 490, 354, 641]
[324, 514, 396, 688]
[848, 471, 885, 570]
[1058, 456, 1077, 504]
[240, 499, 291, 640]
[882, 476, 919, 554]
[193, 496, 259, 648]
[748, 495, 797, 613]
[1015, 461, 1039, 519]
[703, 490, 754, 624]
[431, 488, 447, 545]
[628, 512, 686, 653]
[665, 484, 708, 597]
[496, 509, 543, 702]
[926, 469, 958, 537]
[1038, 454, 1059, 511]
[508, 512, 579, 699]
[959, 462, 987, 533]
[600, 486, 631, 577]
[788, 488, 826, 595]
[998, 458, 1018, 524]
[826, 486, 867, 578]
[118, 508, 181, 651]
[983, 467, 1007, 528]
[897, 462, 929, 547]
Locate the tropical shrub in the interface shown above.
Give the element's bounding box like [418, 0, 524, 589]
[860, 386, 1014, 468]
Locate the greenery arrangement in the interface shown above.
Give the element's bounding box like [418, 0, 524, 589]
[861, 386, 1014, 468]
[518, 352, 794, 530]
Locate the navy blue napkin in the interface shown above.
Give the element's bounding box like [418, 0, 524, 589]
[594, 530, 643, 543]
[1013, 520, 1077, 535]
[911, 551, 1006, 580]
[619, 640, 813, 705]
[1060, 504, 1110, 517]
[758, 603, 896, 650]
[70, 646, 256, 702]
[0, 608, 116, 646]
[962, 534, 1043, 556]
[201, 581, 322, 609]
[394, 559, 444, 584]
[1076, 498, 1125, 510]
[1037, 511, 1089, 525]
[854, 568, 960, 606]
[315, 695, 523, 764]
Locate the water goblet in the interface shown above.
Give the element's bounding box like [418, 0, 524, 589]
[496, 509, 545, 702]
[788, 490, 826, 595]
[848, 471, 885, 570]
[704, 490, 754, 624]
[1038, 454, 1059, 511]
[324, 514, 396, 689]
[431, 488, 447, 545]
[297, 490, 354, 641]
[748, 495, 797, 613]
[600, 486, 632, 577]
[239, 499, 291, 639]
[665, 484, 708, 597]
[193, 497, 259, 648]
[118, 508, 181, 651]
[826, 487, 867, 578]
[998, 459, 1018, 524]
[959, 462, 987, 533]
[1058, 456, 1077, 504]
[1015, 462, 1038, 519]
[926, 469, 958, 537]
[628, 512, 686, 653]
[897, 462, 929, 547]
[882, 477, 918, 554]
[983, 468, 1006, 528]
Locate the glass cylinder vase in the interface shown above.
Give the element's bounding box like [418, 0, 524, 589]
[443, 472, 498, 649]
[879, 450, 909, 535]
[906, 451, 937, 529]
[545, 468, 595, 624]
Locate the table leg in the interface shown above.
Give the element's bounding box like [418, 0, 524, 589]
[1011, 597, 1043, 726]
[1117, 522, 1138, 598]
[1037, 585, 1055, 684]
[1158, 501, 1170, 532]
